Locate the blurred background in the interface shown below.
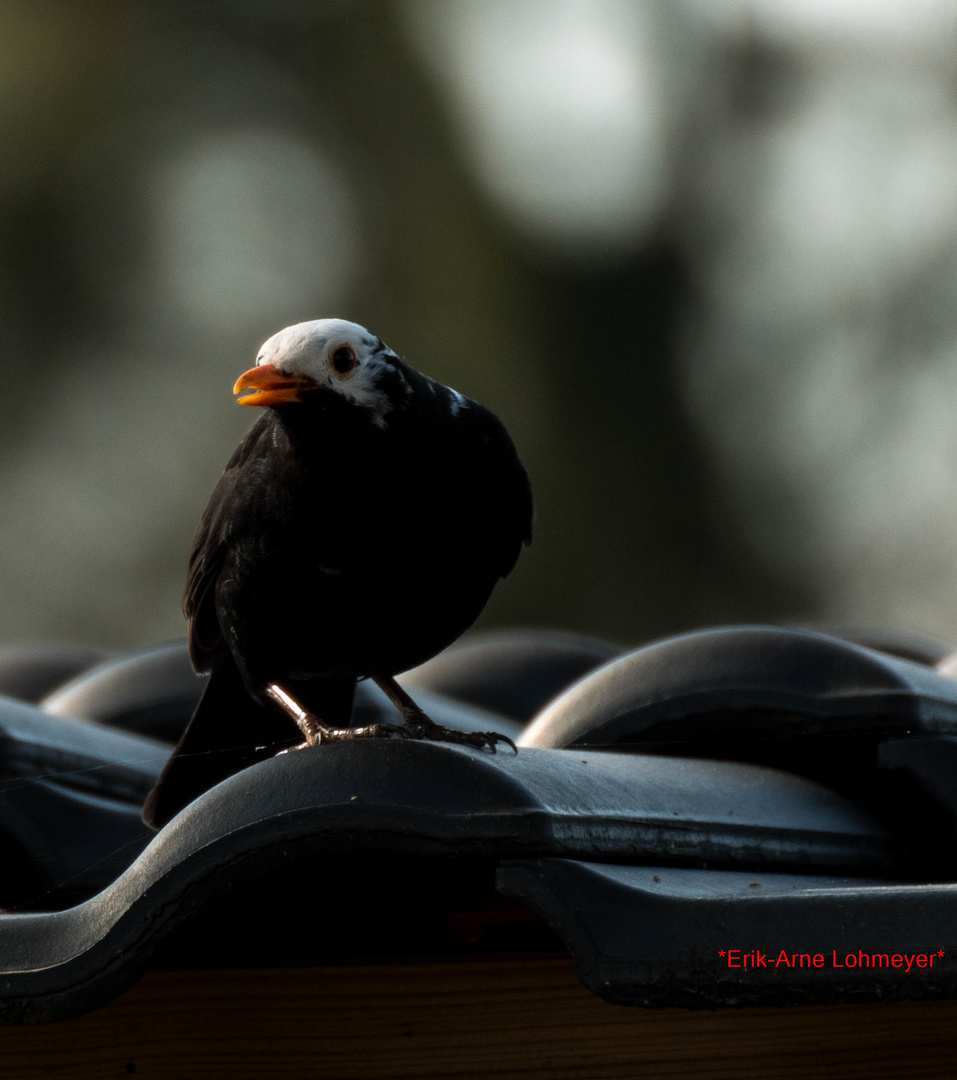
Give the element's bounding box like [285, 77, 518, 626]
[1, 0, 956, 655]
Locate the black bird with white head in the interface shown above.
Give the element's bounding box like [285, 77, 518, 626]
[142, 319, 533, 829]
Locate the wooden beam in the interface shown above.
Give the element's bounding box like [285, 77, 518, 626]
[3, 957, 957, 1078]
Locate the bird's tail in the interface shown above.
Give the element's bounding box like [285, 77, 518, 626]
[141, 658, 354, 830]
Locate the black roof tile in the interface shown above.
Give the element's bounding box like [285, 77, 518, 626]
[0, 644, 105, 704]
[2, 625, 957, 1022]
[401, 629, 621, 722]
[498, 858, 956, 1008]
[41, 641, 204, 744]
[521, 626, 957, 750]
[0, 737, 896, 1021]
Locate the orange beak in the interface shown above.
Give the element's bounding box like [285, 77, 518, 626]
[233, 364, 317, 407]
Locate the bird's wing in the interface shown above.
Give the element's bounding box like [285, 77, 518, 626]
[183, 414, 276, 672]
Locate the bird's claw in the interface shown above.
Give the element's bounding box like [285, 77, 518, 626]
[456, 728, 518, 754]
[276, 702, 517, 756]
[277, 740, 310, 755]
[405, 713, 518, 755]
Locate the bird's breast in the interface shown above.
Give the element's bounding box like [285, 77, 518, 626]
[218, 404, 523, 680]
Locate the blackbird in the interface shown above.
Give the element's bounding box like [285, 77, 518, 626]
[142, 319, 533, 828]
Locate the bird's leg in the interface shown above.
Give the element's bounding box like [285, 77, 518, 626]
[265, 682, 412, 751]
[265, 684, 325, 746]
[372, 676, 517, 754]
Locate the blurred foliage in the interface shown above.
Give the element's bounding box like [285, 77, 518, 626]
[1, 0, 957, 653]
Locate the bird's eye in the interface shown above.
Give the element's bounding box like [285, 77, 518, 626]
[330, 346, 357, 376]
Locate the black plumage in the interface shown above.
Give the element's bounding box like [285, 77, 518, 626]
[143, 319, 532, 828]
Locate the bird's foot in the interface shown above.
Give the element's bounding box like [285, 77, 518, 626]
[267, 683, 414, 750]
[267, 680, 516, 756]
[370, 675, 517, 754]
[278, 716, 515, 754]
[277, 719, 415, 752]
[403, 707, 517, 754]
